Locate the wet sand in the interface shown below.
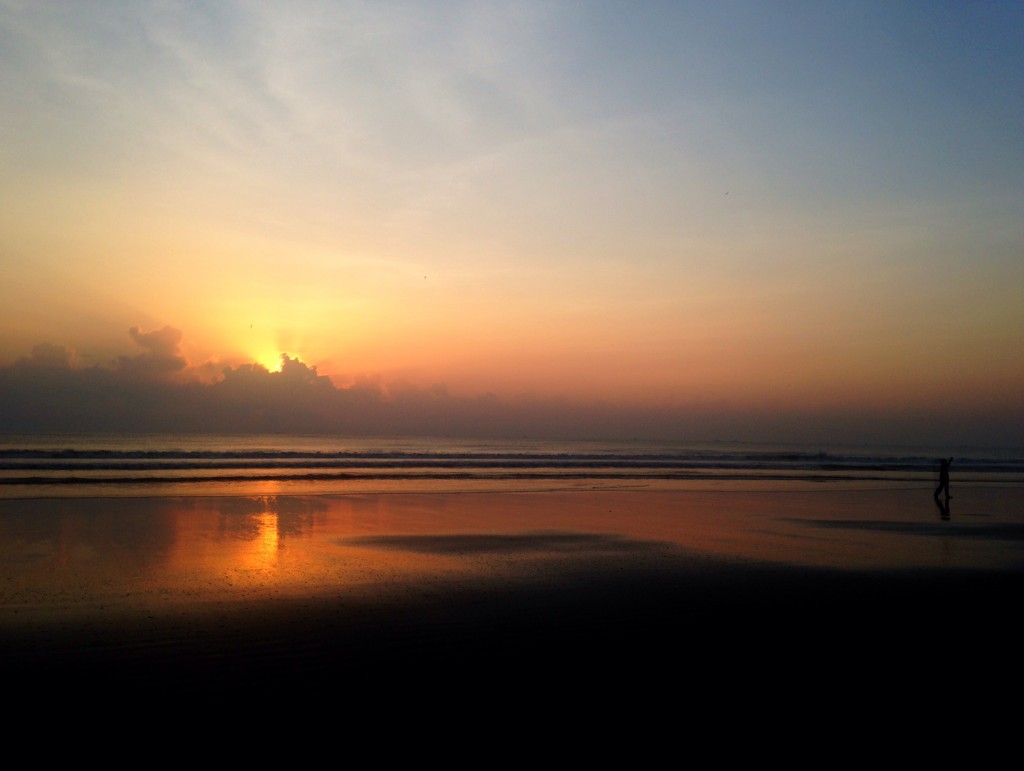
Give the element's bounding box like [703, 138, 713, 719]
[2, 486, 1023, 705]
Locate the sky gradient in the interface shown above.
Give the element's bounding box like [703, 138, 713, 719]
[2, 1, 1022, 446]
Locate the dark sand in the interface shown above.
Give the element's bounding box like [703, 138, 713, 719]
[2, 486, 1023, 708]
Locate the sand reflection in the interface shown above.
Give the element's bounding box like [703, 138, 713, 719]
[2, 486, 1023, 620]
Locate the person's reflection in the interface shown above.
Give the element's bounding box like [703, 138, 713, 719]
[934, 494, 951, 521]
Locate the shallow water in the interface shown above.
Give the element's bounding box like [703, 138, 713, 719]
[2, 485, 1022, 625]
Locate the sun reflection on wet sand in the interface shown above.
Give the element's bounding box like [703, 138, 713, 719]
[1, 486, 1023, 622]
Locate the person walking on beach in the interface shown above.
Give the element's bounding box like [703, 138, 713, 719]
[934, 457, 953, 500]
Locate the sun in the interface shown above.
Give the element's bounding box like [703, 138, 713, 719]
[255, 351, 284, 372]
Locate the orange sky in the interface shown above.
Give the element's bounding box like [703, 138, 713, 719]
[1, 3, 1022, 445]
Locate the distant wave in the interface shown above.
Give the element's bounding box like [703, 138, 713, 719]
[3, 443, 1022, 490]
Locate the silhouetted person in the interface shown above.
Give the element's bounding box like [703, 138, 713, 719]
[934, 457, 953, 500]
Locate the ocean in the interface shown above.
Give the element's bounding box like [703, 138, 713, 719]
[2, 432, 1022, 499]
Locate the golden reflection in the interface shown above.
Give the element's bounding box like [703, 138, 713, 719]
[250, 480, 286, 498]
[155, 494, 328, 598]
[251, 510, 280, 566]
[5, 487, 1021, 620]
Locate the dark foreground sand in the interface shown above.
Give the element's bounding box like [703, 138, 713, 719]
[2, 486, 1023, 709]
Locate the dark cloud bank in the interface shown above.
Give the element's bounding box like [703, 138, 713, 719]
[1, 327, 1019, 447]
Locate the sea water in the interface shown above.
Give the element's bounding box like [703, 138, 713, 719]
[1, 432, 1022, 499]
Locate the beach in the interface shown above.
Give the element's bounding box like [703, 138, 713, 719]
[3, 484, 1023, 707]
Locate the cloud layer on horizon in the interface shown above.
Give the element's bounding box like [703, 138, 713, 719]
[1, 326, 1019, 449]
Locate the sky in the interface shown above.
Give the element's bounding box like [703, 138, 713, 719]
[1, 1, 1022, 446]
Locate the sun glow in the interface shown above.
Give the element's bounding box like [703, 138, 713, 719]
[255, 352, 285, 373]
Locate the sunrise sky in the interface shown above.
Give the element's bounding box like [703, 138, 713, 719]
[1, 1, 1022, 446]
